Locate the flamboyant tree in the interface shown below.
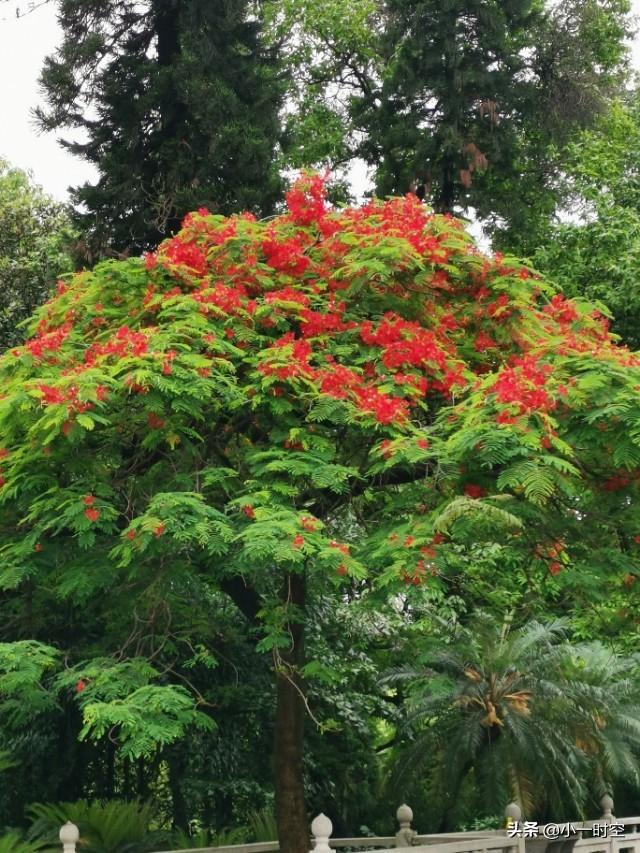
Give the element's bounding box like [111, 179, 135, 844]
[1, 177, 640, 849]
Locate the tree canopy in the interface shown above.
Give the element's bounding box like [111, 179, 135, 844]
[1, 176, 640, 845]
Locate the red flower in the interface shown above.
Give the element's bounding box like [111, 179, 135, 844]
[548, 561, 562, 576]
[38, 384, 66, 406]
[75, 680, 86, 693]
[285, 172, 328, 226]
[83, 495, 95, 506]
[336, 563, 348, 576]
[464, 484, 486, 499]
[125, 529, 136, 541]
[147, 412, 166, 429]
[292, 534, 304, 549]
[300, 516, 317, 532]
[34, 543, 42, 552]
[154, 523, 165, 538]
[417, 439, 429, 449]
[242, 504, 255, 519]
[84, 508, 100, 522]
[262, 235, 310, 276]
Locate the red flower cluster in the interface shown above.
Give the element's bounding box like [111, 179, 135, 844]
[360, 313, 448, 371]
[164, 239, 208, 275]
[262, 236, 310, 276]
[474, 331, 496, 352]
[544, 294, 579, 325]
[285, 172, 328, 226]
[464, 483, 486, 499]
[193, 282, 251, 316]
[493, 356, 553, 414]
[299, 308, 351, 338]
[264, 287, 310, 307]
[25, 322, 73, 359]
[147, 412, 166, 429]
[38, 383, 93, 415]
[162, 349, 178, 375]
[84, 326, 149, 366]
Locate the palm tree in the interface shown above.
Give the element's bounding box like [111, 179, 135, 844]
[384, 616, 640, 822]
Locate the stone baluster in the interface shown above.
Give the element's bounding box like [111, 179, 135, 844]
[601, 794, 615, 824]
[505, 803, 525, 853]
[396, 804, 416, 847]
[60, 822, 79, 853]
[310, 814, 333, 853]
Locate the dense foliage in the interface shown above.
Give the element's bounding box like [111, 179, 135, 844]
[0, 161, 74, 351]
[533, 97, 640, 349]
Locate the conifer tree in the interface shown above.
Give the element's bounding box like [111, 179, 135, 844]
[351, 0, 630, 222]
[37, 0, 285, 257]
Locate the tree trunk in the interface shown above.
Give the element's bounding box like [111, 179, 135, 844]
[167, 746, 190, 830]
[274, 571, 308, 853]
[219, 572, 309, 853]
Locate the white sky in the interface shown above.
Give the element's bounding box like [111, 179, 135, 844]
[1, 0, 640, 204]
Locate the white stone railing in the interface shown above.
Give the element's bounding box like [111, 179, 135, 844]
[57, 795, 639, 853]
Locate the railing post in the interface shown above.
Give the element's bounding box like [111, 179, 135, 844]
[310, 814, 333, 853]
[601, 794, 615, 824]
[505, 803, 525, 853]
[60, 822, 79, 853]
[396, 804, 416, 847]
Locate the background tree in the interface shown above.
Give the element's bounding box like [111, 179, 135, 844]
[384, 617, 640, 822]
[0, 159, 73, 352]
[37, 0, 285, 258]
[532, 95, 640, 349]
[352, 0, 539, 212]
[275, 0, 630, 233]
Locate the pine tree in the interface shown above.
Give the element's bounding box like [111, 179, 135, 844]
[37, 0, 285, 257]
[351, 0, 630, 221]
[352, 0, 537, 212]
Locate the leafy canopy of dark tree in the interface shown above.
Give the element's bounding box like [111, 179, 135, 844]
[350, 0, 630, 229]
[37, 0, 285, 257]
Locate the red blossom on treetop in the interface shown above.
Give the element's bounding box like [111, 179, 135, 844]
[2, 171, 640, 613]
